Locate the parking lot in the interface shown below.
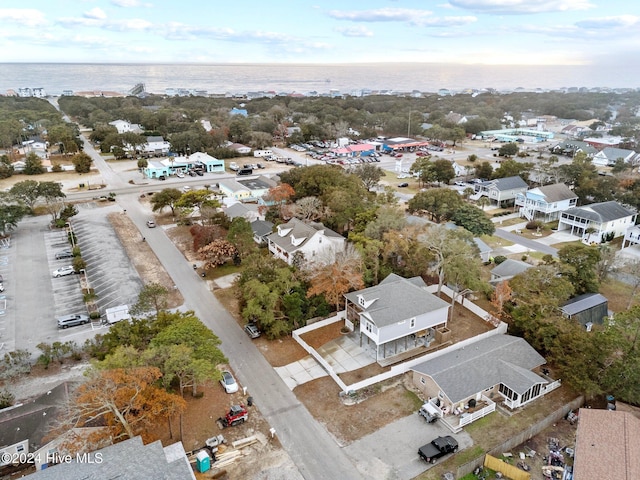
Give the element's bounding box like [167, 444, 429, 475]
[2, 203, 143, 355]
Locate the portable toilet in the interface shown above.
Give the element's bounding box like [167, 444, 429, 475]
[195, 450, 210, 473]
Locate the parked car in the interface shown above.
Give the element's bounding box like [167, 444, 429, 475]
[454, 181, 467, 187]
[146, 220, 156, 228]
[57, 313, 90, 329]
[398, 182, 409, 188]
[244, 322, 261, 339]
[158, 175, 166, 181]
[55, 250, 74, 259]
[256, 163, 265, 169]
[0, 274, 3, 292]
[52, 266, 75, 278]
[195, 169, 204, 176]
[229, 162, 240, 171]
[176, 171, 185, 178]
[418, 436, 458, 464]
[220, 371, 239, 394]
[188, 170, 197, 177]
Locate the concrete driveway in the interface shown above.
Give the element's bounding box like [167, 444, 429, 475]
[344, 414, 473, 480]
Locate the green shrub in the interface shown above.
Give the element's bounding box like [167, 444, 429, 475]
[493, 255, 507, 264]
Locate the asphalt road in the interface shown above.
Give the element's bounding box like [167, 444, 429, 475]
[493, 228, 559, 256]
[120, 194, 363, 480]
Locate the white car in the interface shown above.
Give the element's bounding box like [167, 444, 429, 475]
[176, 171, 185, 178]
[52, 266, 75, 277]
[220, 371, 239, 394]
[229, 162, 240, 171]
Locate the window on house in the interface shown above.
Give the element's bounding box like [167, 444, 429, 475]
[420, 377, 426, 385]
[358, 297, 365, 307]
[16, 444, 25, 453]
[410, 317, 416, 328]
[365, 321, 373, 333]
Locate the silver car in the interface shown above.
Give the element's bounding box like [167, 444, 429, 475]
[57, 313, 90, 329]
[52, 266, 75, 277]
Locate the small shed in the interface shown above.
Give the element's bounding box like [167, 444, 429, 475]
[561, 293, 609, 330]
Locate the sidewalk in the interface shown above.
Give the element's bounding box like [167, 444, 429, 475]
[275, 334, 375, 390]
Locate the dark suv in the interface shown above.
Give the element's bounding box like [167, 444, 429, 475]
[55, 250, 74, 259]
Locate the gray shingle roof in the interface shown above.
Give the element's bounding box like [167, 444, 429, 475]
[412, 334, 547, 404]
[251, 219, 273, 237]
[0, 382, 73, 451]
[534, 183, 578, 202]
[561, 293, 608, 316]
[344, 274, 448, 328]
[24, 436, 195, 480]
[563, 201, 635, 223]
[481, 176, 527, 191]
[266, 218, 340, 253]
[490, 259, 532, 279]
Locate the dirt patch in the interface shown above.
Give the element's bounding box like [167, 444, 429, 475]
[108, 212, 183, 309]
[294, 374, 420, 446]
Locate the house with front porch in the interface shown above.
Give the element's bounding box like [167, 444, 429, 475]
[558, 201, 637, 244]
[472, 176, 528, 207]
[266, 218, 345, 266]
[411, 334, 559, 430]
[592, 147, 638, 167]
[344, 274, 450, 364]
[515, 183, 578, 221]
[622, 224, 640, 249]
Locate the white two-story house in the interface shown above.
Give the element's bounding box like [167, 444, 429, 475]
[473, 176, 528, 207]
[344, 274, 450, 363]
[558, 201, 637, 245]
[515, 183, 578, 221]
[266, 218, 345, 266]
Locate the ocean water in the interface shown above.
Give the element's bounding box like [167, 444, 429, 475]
[0, 63, 638, 96]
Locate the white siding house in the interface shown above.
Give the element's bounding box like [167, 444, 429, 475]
[344, 274, 450, 363]
[266, 218, 345, 266]
[472, 176, 528, 207]
[591, 147, 637, 167]
[558, 201, 637, 244]
[514, 183, 578, 221]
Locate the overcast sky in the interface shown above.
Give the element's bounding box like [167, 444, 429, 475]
[1, 0, 638, 66]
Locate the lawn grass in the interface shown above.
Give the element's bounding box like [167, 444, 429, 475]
[600, 277, 638, 312]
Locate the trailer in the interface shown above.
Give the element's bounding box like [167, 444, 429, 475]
[104, 304, 131, 325]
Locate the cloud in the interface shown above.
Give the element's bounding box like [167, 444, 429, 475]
[0, 8, 48, 27]
[448, 0, 595, 14]
[334, 25, 373, 37]
[57, 16, 152, 31]
[84, 8, 107, 20]
[575, 15, 640, 29]
[328, 7, 433, 23]
[327, 7, 475, 27]
[110, 0, 152, 7]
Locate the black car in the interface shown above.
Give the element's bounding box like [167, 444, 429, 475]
[398, 182, 409, 188]
[195, 169, 204, 176]
[158, 175, 166, 181]
[188, 170, 197, 176]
